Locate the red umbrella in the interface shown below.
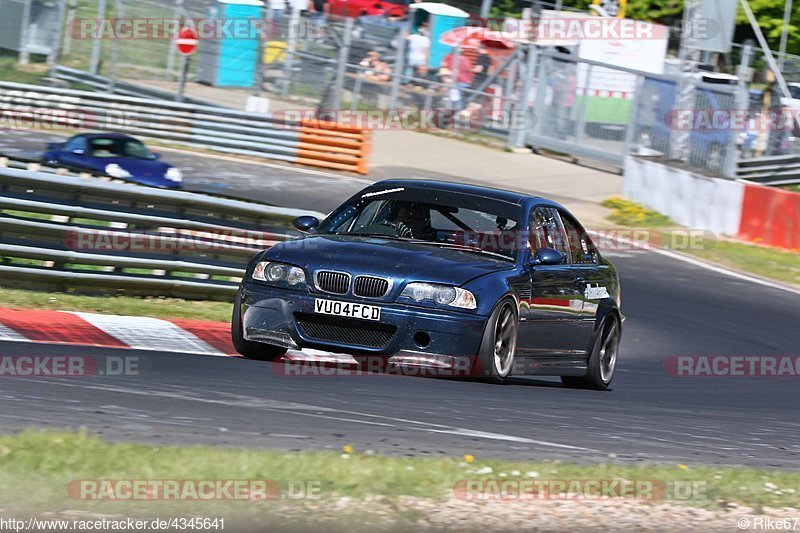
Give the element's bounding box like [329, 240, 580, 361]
[439, 26, 515, 49]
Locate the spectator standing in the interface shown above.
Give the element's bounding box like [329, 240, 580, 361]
[289, 0, 309, 14]
[471, 42, 492, 90]
[310, 0, 327, 40]
[269, 0, 286, 23]
[407, 27, 431, 80]
[441, 50, 474, 87]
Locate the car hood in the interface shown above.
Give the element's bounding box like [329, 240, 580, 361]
[267, 234, 514, 286]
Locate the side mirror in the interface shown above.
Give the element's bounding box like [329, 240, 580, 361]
[70, 148, 85, 155]
[530, 248, 564, 266]
[149, 152, 161, 160]
[292, 215, 319, 234]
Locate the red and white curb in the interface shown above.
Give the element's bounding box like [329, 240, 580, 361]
[0, 307, 356, 363]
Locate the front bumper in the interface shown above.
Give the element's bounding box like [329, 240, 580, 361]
[238, 283, 488, 359]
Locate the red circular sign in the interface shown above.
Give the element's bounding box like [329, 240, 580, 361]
[176, 27, 199, 56]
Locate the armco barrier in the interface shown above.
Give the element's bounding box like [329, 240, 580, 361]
[739, 183, 800, 250]
[623, 156, 800, 252]
[0, 166, 324, 299]
[0, 81, 371, 174]
[53, 65, 220, 107]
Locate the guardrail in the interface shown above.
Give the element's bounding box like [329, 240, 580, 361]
[738, 155, 800, 186]
[0, 81, 371, 174]
[0, 166, 324, 299]
[53, 66, 220, 107]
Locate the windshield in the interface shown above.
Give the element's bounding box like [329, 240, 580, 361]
[88, 137, 151, 158]
[318, 189, 523, 259]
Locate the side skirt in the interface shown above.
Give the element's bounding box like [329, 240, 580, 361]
[513, 356, 588, 377]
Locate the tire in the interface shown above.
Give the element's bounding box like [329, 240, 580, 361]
[231, 297, 287, 361]
[561, 315, 620, 391]
[477, 299, 518, 384]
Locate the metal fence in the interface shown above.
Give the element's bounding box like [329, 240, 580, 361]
[0, 162, 321, 299]
[526, 49, 742, 176]
[39, 1, 800, 178]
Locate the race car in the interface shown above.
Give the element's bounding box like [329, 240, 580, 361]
[42, 133, 183, 188]
[232, 180, 622, 390]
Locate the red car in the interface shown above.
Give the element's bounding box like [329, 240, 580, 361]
[327, 0, 409, 18]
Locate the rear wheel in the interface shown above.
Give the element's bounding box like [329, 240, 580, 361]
[561, 316, 620, 391]
[231, 298, 287, 361]
[477, 299, 518, 384]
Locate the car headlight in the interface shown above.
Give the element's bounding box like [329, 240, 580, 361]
[252, 261, 306, 288]
[104, 163, 131, 178]
[165, 167, 183, 182]
[400, 282, 476, 309]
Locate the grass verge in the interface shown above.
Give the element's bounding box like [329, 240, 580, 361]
[0, 286, 232, 322]
[0, 431, 798, 518]
[601, 197, 674, 227]
[681, 239, 800, 286]
[0, 53, 47, 84]
[602, 197, 800, 287]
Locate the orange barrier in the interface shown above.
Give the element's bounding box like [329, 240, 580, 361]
[299, 118, 371, 174]
[738, 183, 800, 250]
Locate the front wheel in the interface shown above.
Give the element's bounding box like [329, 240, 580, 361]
[231, 298, 287, 361]
[477, 299, 518, 384]
[562, 316, 620, 391]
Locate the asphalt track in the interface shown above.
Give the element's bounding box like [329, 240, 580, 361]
[0, 130, 367, 213]
[0, 130, 588, 214]
[1, 247, 798, 468]
[1, 130, 799, 467]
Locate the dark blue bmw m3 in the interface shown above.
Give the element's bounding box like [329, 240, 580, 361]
[233, 179, 622, 390]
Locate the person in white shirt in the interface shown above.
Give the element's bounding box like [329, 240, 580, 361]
[269, 0, 286, 22]
[406, 27, 430, 79]
[288, 0, 308, 12]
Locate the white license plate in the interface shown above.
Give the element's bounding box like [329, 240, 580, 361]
[314, 298, 381, 321]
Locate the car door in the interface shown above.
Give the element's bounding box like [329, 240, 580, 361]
[56, 137, 89, 170]
[556, 208, 604, 352]
[516, 206, 585, 360]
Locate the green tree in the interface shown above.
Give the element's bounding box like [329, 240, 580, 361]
[735, 0, 800, 56]
[476, 1, 799, 56]
[564, 1, 799, 56]
[564, 0, 682, 20]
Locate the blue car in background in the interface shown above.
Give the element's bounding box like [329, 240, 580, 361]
[634, 76, 734, 173]
[233, 180, 623, 390]
[42, 133, 183, 188]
